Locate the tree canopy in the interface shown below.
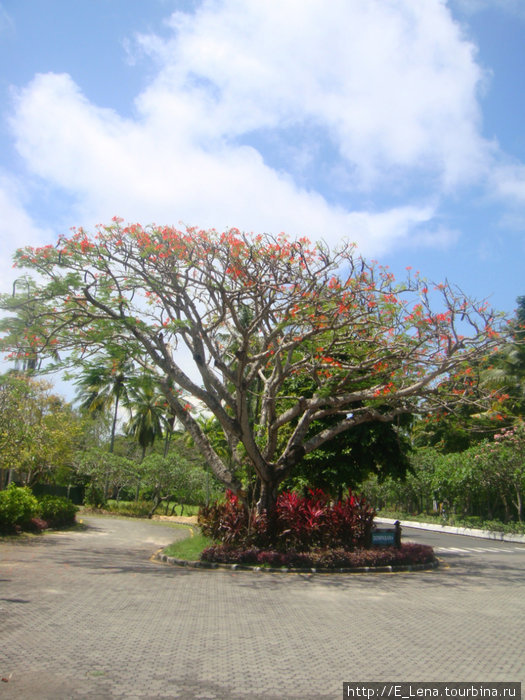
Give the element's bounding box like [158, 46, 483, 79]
[0, 221, 506, 510]
[0, 373, 82, 487]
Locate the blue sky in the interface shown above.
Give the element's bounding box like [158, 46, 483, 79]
[1, 0, 525, 325]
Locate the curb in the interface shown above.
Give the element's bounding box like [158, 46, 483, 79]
[154, 551, 439, 574]
[376, 517, 525, 543]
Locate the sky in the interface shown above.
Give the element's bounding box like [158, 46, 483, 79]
[1, 0, 525, 357]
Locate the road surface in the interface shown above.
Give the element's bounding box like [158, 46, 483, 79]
[1, 515, 524, 699]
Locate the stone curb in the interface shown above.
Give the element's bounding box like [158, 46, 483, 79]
[376, 517, 525, 543]
[154, 550, 439, 574]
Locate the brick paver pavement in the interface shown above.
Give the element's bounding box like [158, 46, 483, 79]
[1, 515, 524, 699]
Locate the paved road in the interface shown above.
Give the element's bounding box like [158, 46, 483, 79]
[1, 516, 524, 699]
[402, 524, 525, 559]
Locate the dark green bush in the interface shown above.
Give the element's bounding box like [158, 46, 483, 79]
[84, 483, 106, 509]
[37, 495, 78, 527]
[0, 485, 40, 532]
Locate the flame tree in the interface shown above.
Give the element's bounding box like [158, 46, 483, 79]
[0, 220, 506, 511]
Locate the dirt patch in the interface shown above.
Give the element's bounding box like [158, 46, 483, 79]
[152, 515, 198, 525]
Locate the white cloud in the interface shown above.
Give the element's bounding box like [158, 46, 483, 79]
[0, 174, 54, 294]
[491, 164, 525, 203]
[6, 0, 499, 253]
[345, 204, 438, 254]
[135, 0, 490, 188]
[10, 71, 436, 251]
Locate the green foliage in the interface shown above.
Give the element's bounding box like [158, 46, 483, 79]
[377, 510, 525, 535]
[411, 412, 476, 453]
[0, 373, 83, 486]
[103, 500, 153, 517]
[284, 418, 411, 495]
[84, 482, 106, 508]
[37, 495, 77, 527]
[475, 423, 525, 522]
[141, 450, 220, 514]
[73, 435, 219, 514]
[0, 223, 505, 511]
[478, 296, 525, 420]
[123, 373, 167, 459]
[73, 348, 134, 457]
[74, 447, 139, 503]
[163, 533, 212, 560]
[166, 503, 200, 516]
[0, 484, 39, 531]
[360, 424, 525, 523]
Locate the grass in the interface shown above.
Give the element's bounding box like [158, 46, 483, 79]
[0, 529, 38, 541]
[378, 510, 525, 535]
[163, 532, 212, 561]
[161, 503, 200, 517]
[80, 509, 190, 531]
[84, 501, 201, 518]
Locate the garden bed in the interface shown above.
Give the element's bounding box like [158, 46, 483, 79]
[168, 489, 439, 573]
[158, 537, 437, 573]
[156, 544, 438, 573]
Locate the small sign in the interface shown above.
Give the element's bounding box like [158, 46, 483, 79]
[371, 529, 397, 546]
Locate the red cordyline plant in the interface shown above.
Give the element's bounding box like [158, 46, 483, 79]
[198, 491, 264, 547]
[0, 222, 507, 514]
[198, 488, 375, 551]
[274, 488, 373, 549]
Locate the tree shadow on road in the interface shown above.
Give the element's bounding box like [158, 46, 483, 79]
[219, 553, 525, 593]
[6, 518, 523, 589]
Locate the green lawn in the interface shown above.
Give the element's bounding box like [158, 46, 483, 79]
[157, 503, 200, 517]
[378, 510, 525, 535]
[163, 532, 212, 561]
[101, 501, 201, 518]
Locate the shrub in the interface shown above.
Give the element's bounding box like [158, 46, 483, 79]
[275, 488, 375, 550]
[104, 500, 153, 517]
[37, 495, 78, 527]
[28, 516, 49, 532]
[198, 491, 257, 546]
[0, 484, 40, 532]
[84, 483, 106, 509]
[198, 488, 375, 552]
[200, 542, 435, 569]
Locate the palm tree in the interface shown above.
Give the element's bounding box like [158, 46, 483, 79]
[74, 349, 134, 499]
[124, 373, 169, 501]
[74, 349, 134, 454]
[124, 373, 167, 460]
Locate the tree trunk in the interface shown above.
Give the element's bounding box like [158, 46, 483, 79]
[105, 390, 120, 499]
[256, 480, 278, 515]
[148, 488, 161, 519]
[501, 493, 510, 522]
[163, 416, 175, 458]
[514, 487, 523, 523]
[109, 390, 120, 454]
